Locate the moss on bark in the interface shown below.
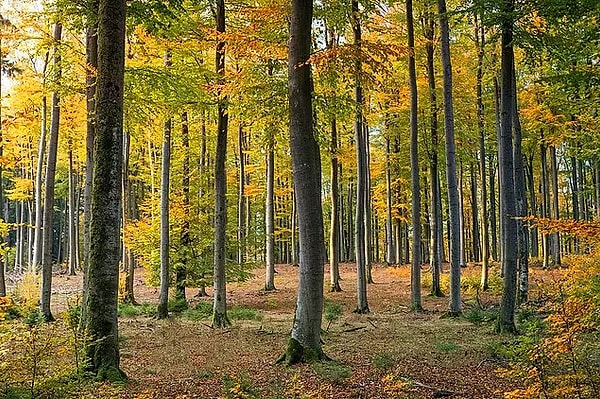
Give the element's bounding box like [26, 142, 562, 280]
[276, 338, 329, 366]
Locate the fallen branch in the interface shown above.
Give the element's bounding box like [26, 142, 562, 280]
[342, 326, 367, 333]
[399, 376, 458, 397]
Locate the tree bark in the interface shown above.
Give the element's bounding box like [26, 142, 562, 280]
[212, 0, 230, 328]
[32, 95, 48, 274]
[496, 0, 518, 334]
[352, 0, 369, 314]
[238, 125, 246, 265]
[265, 144, 276, 291]
[68, 143, 77, 276]
[330, 117, 342, 291]
[280, 0, 327, 364]
[540, 139, 550, 268]
[407, 0, 422, 312]
[40, 22, 62, 321]
[438, 0, 461, 315]
[157, 109, 171, 319]
[84, 0, 126, 379]
[385, 135, 396, 265]
[175, 112, 189, 301]
[550, 145, 561, 266]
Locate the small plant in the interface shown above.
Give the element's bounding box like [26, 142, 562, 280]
[221, 373, 261, 399]
[183, 301, 213, 321]
[168, 297, 189, 313]
[372, 351, 396, 370]
[434, 340, 459, 353]
[323, 300, 343, 331]
[117, 302, 155, 317]
[228, 306, 262, 321]
[313, 361, 351, 384]
[464, 307, 498, 325]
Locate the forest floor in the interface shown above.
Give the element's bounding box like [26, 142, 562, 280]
[37, 261, 529, 399]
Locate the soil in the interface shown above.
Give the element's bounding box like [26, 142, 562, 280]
[43, 262, 521, 398]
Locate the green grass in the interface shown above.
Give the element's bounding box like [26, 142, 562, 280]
[434, 340, 459, 353]
[464, 307, 498, 325]
[372, 351, 396, 370]
[183, 302, 262, 321]
[117, 302, 155, 317]
[313, 361, 351, 384]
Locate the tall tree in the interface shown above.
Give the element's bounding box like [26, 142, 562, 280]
[40, 22, 62, 321]
[330, 117, 342, 291]
[353, 0, 369, 314]
[496, 0, 518, 334]
[407, 0, 422, 312]
[438, 0, 461, 315]
[84, 0, 126, 379]
[279, 0, 327, 364]
[265, 141, 276, 291]
[157, 49, 172, 319]
[212, 0, 230, 328]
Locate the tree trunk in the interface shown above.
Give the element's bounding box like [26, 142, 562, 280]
[458, 162, 466, 267]
[550, 145, 561, 266]
[122, 131, 136, 304]
[82, 8, 98, 323]
[84, 0, 126, 379]
[407, 0, 422, 311]
[469, 163, 480, 262]
[496, 0, 518, 334]
[175, 112, 190, 302]
[526, 155, 539, 257]
[40, 22, 62, 321]
[212, 0, 230, 328]
[265, 145, 276, 291]
[280, 0, 327, 364]
[157, 107, 171, 319]
[540, 139, 550, 268]
[32, 96, 48, 274]
[330, 117, 342, 291]
[385, 135, 396, 265]
[68, 143, 77, 276]
[424, 11, 443, 293]
[238, 125, 246, 265]
[364, 124, 374, 284]
[353, 0, 369, 314]
[475, 14, 490, 289]
[512, 61, 528, 303]
[438, 0, 461, 315]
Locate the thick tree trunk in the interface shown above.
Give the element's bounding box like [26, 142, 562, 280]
[438, 0, 461, 315]
[265, 146, 276, 291]
[496, 0, 518, 334]
[84, 0, 126, 379]
[353, 0, 369, 314]
[212, 0, 230, 328]
[330, 118, 342, 291]
[157, 111, 171, 319]
[40, 22, 62, 321]
[407, 0, 422, 311]
[280, 0, 327, 364]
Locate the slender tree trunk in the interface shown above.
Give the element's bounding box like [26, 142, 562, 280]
[352, 0, 369, 314]
[291, 190, 298, 266]
[84, 0, 126, 379]
[526, 155, 539, 257]
[407, 0, 422, 311]
[122, 131, 136, 304]
[33, 96, 48, 273]
[364, 124, 374, 284]
[238, 125, 246, 265]
[475, 14, 490, 289]
[489, 156, 499, 261]
[541, 139, 550, 268]
[458, 161, 466, 267]
[385, 136, 396, 265]
[496, 0, 518, 334]
[265, 145, 276, 291]
[157, 109, 172, 319]
[0, 32, 4, 297]
[40, 22, 62, 321]
[68, 143, 77, 276]
[212, 0, 230, 328]
[330, 118, 342, 291]
[470, 163, 480, 262]
[175, 113, 190, 301]
[550, 145, 561, 266]
[438, 0, 461, 315]
[82, 9, 98, 323]
[512, 62, 528, 303]
[280, 0, 327, 364]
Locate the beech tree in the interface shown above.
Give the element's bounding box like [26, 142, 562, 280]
[84, 0, 126, 379]
[279, 0, 327, 364]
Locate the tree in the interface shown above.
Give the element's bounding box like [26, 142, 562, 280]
[407, 0, 422, 312]
[496, 0, 518, 335]
[157, 50, 172, 320]
[438, 0, 461, 315]
[212, 0, 230, 328]
[84, 0, 127, 379]
[279, 0, 327, 364]
[265, 141, 276, 291]
[40, 21, 62, 322]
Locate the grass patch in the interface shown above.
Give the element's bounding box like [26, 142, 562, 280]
[229, 306, 262, 321]
[434, 341, 459, 353]
[117, 302, 155, 317]
[182, 303, 262, 321]
[464, 307, 498, 325]
[313, 361, 351, 384]
[372, 351, 395, 370]
[168, 297, 189, 313]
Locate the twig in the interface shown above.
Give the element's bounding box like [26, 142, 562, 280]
[367, 318, 377, 328]
[399, 376, 458, 397]
[342, 326, 367, 333]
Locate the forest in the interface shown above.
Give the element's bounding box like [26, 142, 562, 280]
[0, 0, 599, 397]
